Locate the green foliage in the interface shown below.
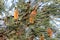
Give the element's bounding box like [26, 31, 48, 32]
[0, 0, 60, 40]
[0, 0, 4, 13]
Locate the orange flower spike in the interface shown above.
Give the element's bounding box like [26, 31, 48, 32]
[40, 34, 44, 40]
[47, 28, 53, 37]
[29, 10, 37, 24]
[29, 6, 37, 24]
[29, 17, 34, 24]
[30, 9, 37, 17]
[30, 5, 37, 17]
[14, 7, 19, 20]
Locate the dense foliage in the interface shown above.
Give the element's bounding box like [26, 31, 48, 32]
[0, 0, 60, 40]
